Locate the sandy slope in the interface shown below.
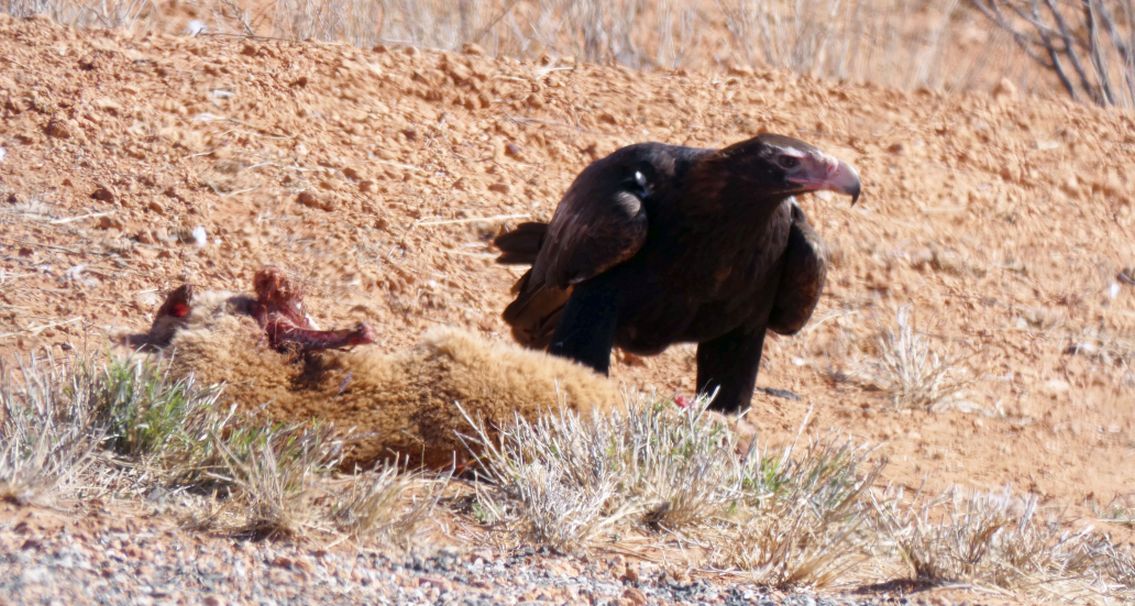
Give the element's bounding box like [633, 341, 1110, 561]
[0, 11, 1132, 597]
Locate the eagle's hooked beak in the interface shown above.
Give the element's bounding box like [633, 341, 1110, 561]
[788, 150, 861, 206]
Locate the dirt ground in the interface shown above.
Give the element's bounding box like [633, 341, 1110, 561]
[0, 10, 1132, 604]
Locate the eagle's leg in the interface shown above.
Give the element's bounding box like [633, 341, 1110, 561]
[696, 325, 767, 414]
[548, 277, 619, 375]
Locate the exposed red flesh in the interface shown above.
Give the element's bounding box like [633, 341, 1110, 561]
[262, 320, 376, 352]
[252, 267, 376, 353]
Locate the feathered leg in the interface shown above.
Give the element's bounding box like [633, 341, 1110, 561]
[696, 325, 767, 414]
[548, 277, 619, 375]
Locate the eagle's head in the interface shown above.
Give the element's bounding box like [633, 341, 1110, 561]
[718, 133, 861, 205]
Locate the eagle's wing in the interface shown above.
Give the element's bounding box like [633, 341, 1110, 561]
[531, 161, 650, 289]
[768, 199, 828, 336]
[500, 269, 570, 349]
[495, 155, 651, 349]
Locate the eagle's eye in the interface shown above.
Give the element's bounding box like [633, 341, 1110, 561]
[777, 155, 800, 169]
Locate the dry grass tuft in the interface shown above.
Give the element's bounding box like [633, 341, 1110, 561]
[0, 354, 106, 505]
[101, 359, 446, 542]
[1097, 540, 1135, 594]
[855, 306, 970, 411]
[873, 487, 1135, 601]
[1092, 493, 1135, 527]
[459, 402, 649, 550]
[5, 0, 154, 30]
[96, 357, 225, 476]
[463, 397, 885, 587]
[716, 433, 885, 588]
[328, 463, 447, 546]
[206, 424, 337, 540]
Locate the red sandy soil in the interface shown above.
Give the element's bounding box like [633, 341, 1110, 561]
[0, 11, 1132, 604]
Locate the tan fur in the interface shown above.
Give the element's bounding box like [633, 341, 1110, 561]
[161, 291, 622, 470]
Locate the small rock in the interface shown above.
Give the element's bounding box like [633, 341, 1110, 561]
[297, 190, 333, 211]
[993, 77, 1017, 99]
[98, 215, 124, 230]
[622, 587, 648, 606]
[93, 97, 122, 114]
[488, 182, 509, 194]
[191, 225, 207, 247]
[1062, 174, 1080, 196]
[91, 185, 116, 202]
[63, 264, 89, 283]
[0, 146, 6, 163]
[44, 119, 72, 139]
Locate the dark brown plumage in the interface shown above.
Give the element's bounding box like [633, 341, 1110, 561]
[495, 133, 860, 413]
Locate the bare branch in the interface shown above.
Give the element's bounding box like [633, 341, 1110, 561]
[1085, 0, 1116, 105]
[972, 0, 1135, 109]
[1095, 0, 1135, 102]
[1043, 0, 1098, 102]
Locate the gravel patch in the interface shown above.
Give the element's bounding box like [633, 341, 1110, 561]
[0, 507, 947, 606]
